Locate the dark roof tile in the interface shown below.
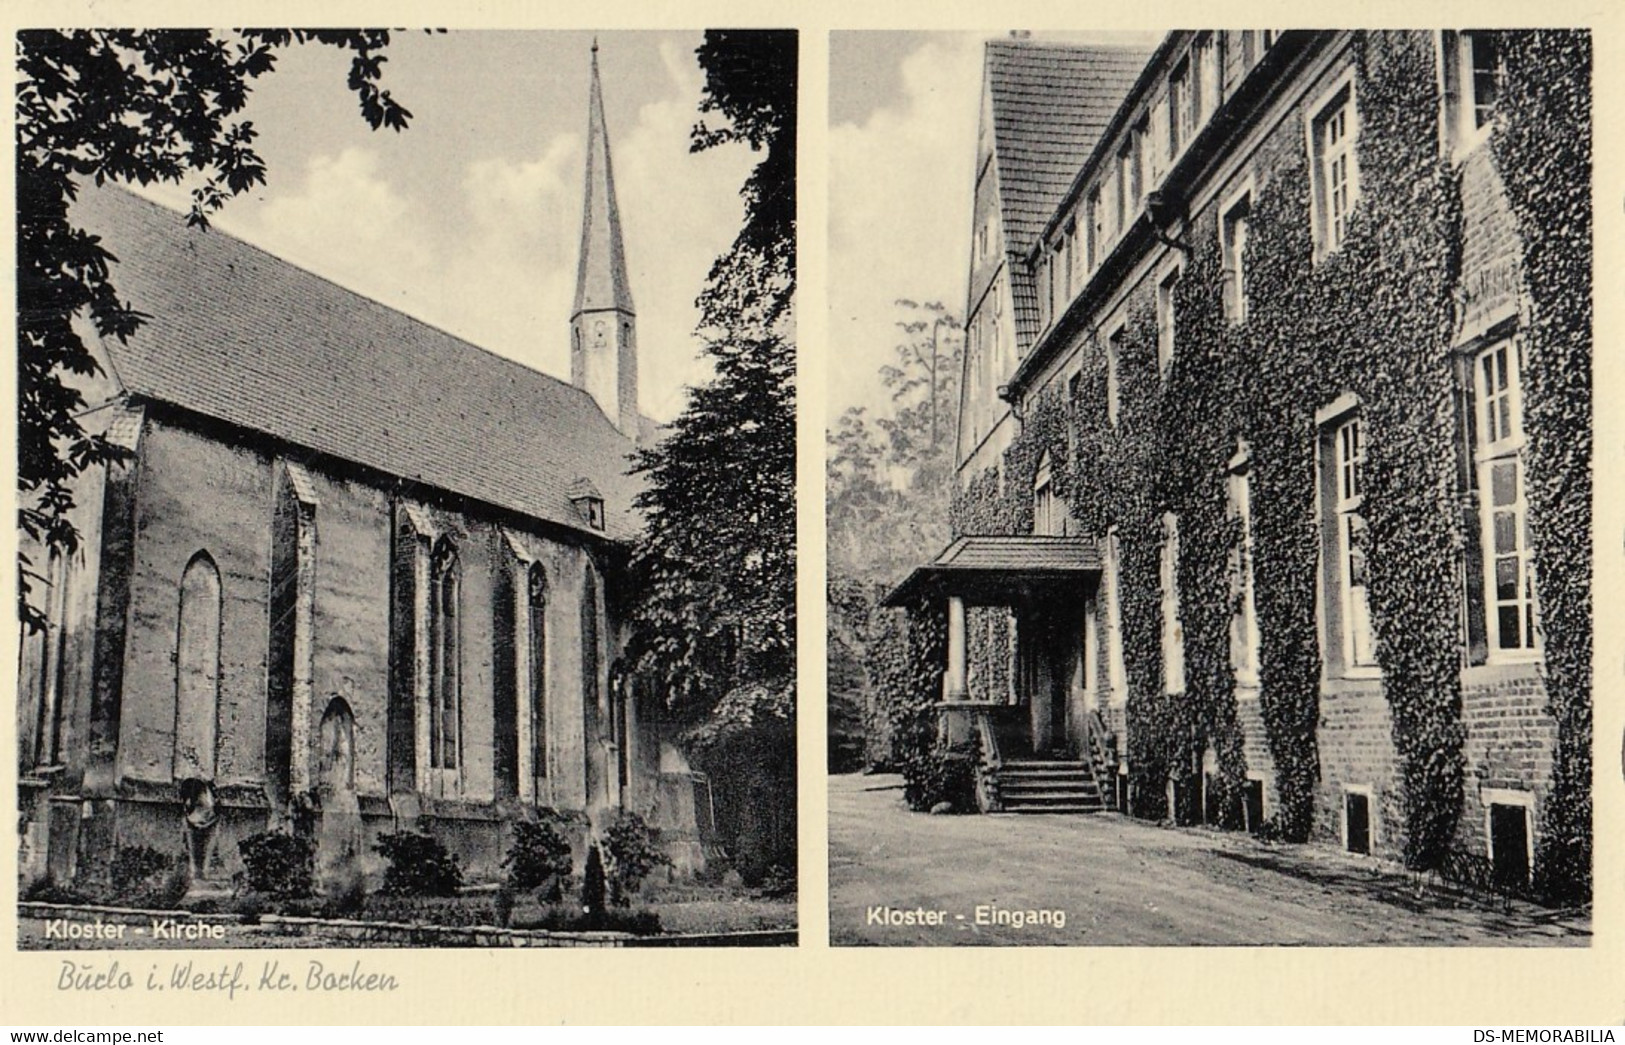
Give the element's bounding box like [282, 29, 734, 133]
[985, 40, 1154, 346]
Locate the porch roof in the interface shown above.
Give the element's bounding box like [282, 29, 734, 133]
[882, 535, 1101, 607]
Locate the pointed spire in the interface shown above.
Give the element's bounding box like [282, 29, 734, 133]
[573, 40, 634, 320]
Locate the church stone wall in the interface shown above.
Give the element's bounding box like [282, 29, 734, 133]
[118, 417, 272, 789]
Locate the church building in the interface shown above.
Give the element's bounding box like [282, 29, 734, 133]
[16, 46, 711, 889]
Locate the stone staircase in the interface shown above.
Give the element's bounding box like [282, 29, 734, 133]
[996, 758, 1107, 814]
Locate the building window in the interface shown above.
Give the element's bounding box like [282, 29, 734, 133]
[1064, 218, 1077, 294]
[1087, 191, 1102, 273]
[582, 565, 602, 749]
[528, 564, 549, 780]
[1440, 31, 1502, 160]
[1033, 452, 1060, 536]
[1221, 188, 1252, 323]
[1156, 264, 1180, 377]
[1161, 512, 1185, 695]
[1309, 73, 1360, 258]
[1131, 121, 1147, 212]
[1474, 338, 1537, 655]
[1483, 789, 1533, 890]
[429, 539, 461, 771]
[1320, 404, 1376, 672]
[1228, 446, 1260, 690]
[1467, 32, 1500, 130]
[1115, 144, 1131, 234]
[1038, 255, 1052, 329]
[1343, 786, 1374, 854]
[174, 552, 222, 781]
[1106, 323, 1124, 427]
[1169, 58, 1191, 159]
[1196, 33, 1221, 123]
[1103, 527, 1128, 706]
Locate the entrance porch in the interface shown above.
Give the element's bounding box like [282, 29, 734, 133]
[884, 535, 1118, 813]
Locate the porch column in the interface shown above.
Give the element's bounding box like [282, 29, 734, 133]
[945, 596, 968, 701]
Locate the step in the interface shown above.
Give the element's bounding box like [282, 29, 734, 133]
[1003, 802, 1104, 814]
[1000, 778, 1100, 793]
[1001, 763, 1091, 773]
[1000, 791, 1101, 804]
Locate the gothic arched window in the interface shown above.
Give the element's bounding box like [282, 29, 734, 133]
[429, 539, 461, 770]
[528, 563, 549, 780]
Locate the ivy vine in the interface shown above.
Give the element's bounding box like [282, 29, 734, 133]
[877, 30, 1588, 902]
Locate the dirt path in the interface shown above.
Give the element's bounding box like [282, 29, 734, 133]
[828, 773, 1588, 947]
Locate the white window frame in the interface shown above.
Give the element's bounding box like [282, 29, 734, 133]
[1033, 451, 1059, 536]
[1317, 395, 1378, 678]
[1438, 31, 1501, 162]
[1169, 56, 1192, 161]
[1161, 511, 1186, 696]
[1306, 68, 1361, 262]
[1087, 190, 1103, 275]
[1156, 259, 1181, 378]
[1228, 443, 1261, 694]
[1473, 337, 1539, 661]
[1220, 179, 1254, 325]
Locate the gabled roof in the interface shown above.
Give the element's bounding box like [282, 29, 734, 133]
[984, 40, 1154, 345]
[883, 535, 1101, 606]
[75, 186, 645, 542]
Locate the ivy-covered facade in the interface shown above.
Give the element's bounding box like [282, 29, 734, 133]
[893, 30, 1590, 903]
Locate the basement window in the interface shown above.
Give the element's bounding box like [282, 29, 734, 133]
[1343, 787, 1373, 855]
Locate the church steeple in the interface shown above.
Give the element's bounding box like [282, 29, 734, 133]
[571, 39, 640, 439]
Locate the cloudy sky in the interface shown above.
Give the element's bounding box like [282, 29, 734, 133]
[827, 31, 1161, 427]
[136, 31, 756, 423]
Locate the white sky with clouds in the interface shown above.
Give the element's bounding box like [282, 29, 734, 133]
[829, 33, 984, 427]
[133, 31, 756, 424]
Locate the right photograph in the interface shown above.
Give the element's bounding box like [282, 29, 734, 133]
[827, 29, 1592, 946]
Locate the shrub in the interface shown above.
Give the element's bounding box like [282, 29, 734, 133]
[320, 878, 367, 919]
[237, 831, 315, 899]
[23, 876, 90, 905]
[753, 862, 796, 900]
[144, 861, 191, 910]
[375, 830, 463, 897]
[581, 843, 607, 925]
[601, 811, 673, 906]
[900, 741, 979, 813]
[510, 902, 661, 935]
[502, 815, 573, 899]
[109, 845, 174, 898]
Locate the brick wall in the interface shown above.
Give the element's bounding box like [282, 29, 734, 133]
[1313, 681, 1402, 855]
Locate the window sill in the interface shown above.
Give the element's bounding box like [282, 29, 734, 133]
[1451, 124, 1494, 169]
[1321, 670, 1383, 694]
[1463, 656, 1542, 687]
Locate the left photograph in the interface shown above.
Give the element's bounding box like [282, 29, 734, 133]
[17, 28, 797, 948]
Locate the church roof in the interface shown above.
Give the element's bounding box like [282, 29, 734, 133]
[984, 40, 1153, 345]
[572, 44, 635, 319]
[75, 186, 646, 542]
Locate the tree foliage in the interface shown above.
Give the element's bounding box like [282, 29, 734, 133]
[826, 301, 961, 770]
[16, 29, 417, 631]
[626, 31, 796, 880]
